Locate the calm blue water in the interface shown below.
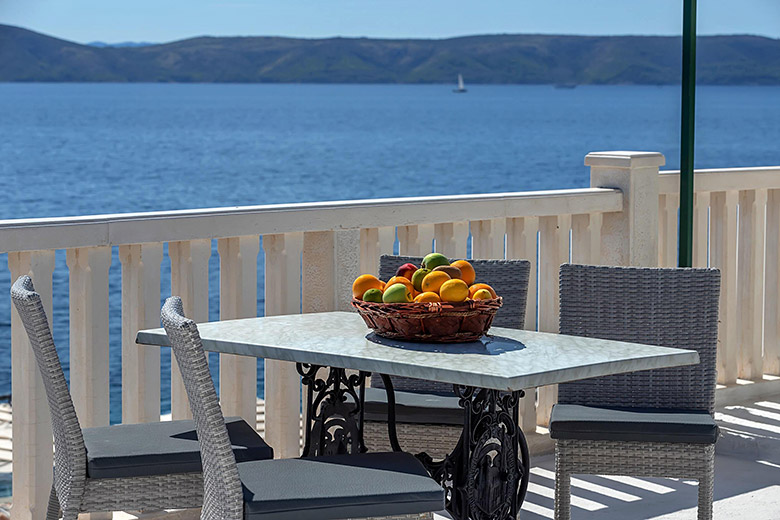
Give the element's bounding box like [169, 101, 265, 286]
[1, 83, 779, 426]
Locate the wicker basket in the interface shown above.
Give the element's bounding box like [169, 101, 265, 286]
[351, 297, 503, 342]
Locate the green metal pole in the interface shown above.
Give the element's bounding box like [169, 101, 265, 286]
[679, 0, 697, 267]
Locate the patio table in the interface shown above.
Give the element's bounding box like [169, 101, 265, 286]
[137, 311, 698, 520]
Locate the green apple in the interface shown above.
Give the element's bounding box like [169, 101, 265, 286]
[422, 252, 450, 270]
[411, 268, 431, 292]
[382, 283, 412, 303]
[362, 288, 383, 303]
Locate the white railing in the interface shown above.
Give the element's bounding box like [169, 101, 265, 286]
[658, 166, 780, 384]
[6, 150, 778, 520]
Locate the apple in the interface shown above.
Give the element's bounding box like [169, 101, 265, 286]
[382, 283, 412, 303]
[422, 252, 450, 270]
[395, 263, 418, 280]
[362, 288, 384, 302]
[411, 268, 431, 292]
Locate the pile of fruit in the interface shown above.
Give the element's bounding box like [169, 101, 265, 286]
[351, 253, 498, 304]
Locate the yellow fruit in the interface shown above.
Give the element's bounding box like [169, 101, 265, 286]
[352, 274, 383, 299]
[414, 291, 441, 303]
[468, 283, 497, 299]
[472, 288, 493, 300]
[451, 260, 476, 286]
[421, 271, 451, 294]
[439, 279, 469, 302]
[386, 276, 414, 293]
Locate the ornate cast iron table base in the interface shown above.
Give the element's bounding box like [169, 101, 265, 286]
[296, 366, 529, 520]
[416, 386, 529, 520]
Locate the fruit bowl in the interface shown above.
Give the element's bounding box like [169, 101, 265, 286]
[351, 297, 503, 343]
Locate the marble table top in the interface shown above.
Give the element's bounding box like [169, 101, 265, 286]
[137, 311, 699, 391]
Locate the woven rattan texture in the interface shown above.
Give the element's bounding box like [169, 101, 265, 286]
[371, 255, 529, 392]
[162, 297, 244, 520]
[363, 421, 460, 460]
[553, 265, 720, 520]
[557, 264, 721, 413]
[11, 277, 205, 520]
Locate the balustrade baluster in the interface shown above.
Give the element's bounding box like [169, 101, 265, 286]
[537, 215, 570, 426]
[507, 217, 539, 433]
[217, 236, 260, 425]
[737, 190, 767, 380]
[118, 243, 163, 424]
[8, 251, 55, 520]
[693, 192, 711, 267]
[471, 218, 506, 259]
[169, 239, 211, 420]
[765, 189, 780, 375]
[710, 191, 739, 385]
[433, 222, 468, 260]
[66, 246, 111, 427]
[398, 224, 434, 256]
[359, 227, 395, 276]
[263, 233, 304, 458]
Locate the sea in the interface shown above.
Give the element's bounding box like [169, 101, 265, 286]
[1, 83, 779, 426]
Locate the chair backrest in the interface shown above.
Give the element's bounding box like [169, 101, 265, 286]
[557, 264, 721, 414]
[372, 255, 531, 393]
[161, 297, 243, 520]
[11, 276, 86, 512]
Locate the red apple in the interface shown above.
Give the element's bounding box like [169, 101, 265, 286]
[395, 263, 418, 280]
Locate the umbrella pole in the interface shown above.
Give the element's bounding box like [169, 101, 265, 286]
[679, 0, 697, 267]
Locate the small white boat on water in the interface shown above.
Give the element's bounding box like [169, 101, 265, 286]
[453, 74, 467, 93]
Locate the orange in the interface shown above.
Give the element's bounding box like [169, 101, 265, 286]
[414, 291, 441, 303]
[451, 260, 476, 286]
[468, 283, 497, 299]
[352, 274, 383, 299]
[439, 279, 469, 302]
[421, 271, 450, 294]
[385, 276, 414, 292]
[472, 288, 493, 300]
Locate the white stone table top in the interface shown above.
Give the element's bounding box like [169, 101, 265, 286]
[137, 311, 699, 391]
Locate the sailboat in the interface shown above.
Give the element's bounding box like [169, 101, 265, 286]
[453, 74, 467, 93]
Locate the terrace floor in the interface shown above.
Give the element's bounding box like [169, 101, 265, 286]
[3, 395, 780, 519]
[443, 393, 780, 519]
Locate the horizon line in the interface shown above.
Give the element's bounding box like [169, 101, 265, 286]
[4, 24, 779, 47]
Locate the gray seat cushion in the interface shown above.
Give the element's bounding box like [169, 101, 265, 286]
[83, 417, 273, 478]
[238, 452, 444, 520]
[364, 387, 463, 426]
[549, 404, 719, 444]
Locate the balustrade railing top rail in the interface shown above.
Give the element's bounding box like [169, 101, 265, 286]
[0, 188, 621, 253]
[659, 166, 780, 193]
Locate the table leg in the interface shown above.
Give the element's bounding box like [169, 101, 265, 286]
[417, 386, 530, 520]
[296, 363, 370, 457]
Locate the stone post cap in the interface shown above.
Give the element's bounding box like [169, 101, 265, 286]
[585, 151, 666, 169]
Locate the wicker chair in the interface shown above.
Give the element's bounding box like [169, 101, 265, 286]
[161, 296, 444, 520]
[364, 255, 530, 458]
[10, 276, 274, 520]
[551, 264, 721, 520]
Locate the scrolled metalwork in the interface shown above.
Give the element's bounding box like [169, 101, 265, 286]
[296, 363, 369, 457]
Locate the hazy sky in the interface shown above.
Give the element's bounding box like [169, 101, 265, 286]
[2, 0, 780, 44]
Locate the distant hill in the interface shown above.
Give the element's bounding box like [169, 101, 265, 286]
[87, 41, 155, 48]
[2, 24, 780, 84]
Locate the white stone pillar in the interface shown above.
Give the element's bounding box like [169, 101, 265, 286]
[119, 243, 163, 424]
[217, 236, 259, 425]
[263, 232, 303, 458]
[66, 246, 112, 428]
[8, 250, 55, 520]
[169, 239, 212, 420]
[586, 151, 664, 267]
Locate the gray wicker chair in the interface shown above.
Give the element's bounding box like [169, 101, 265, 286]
[551, 264, 721, 520]
[10, 276, 274, 520]
[161, 296, 444, 520]
[364, 255, 530, 458]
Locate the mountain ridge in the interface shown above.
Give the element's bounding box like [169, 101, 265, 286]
[2, 24, 780, 84]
